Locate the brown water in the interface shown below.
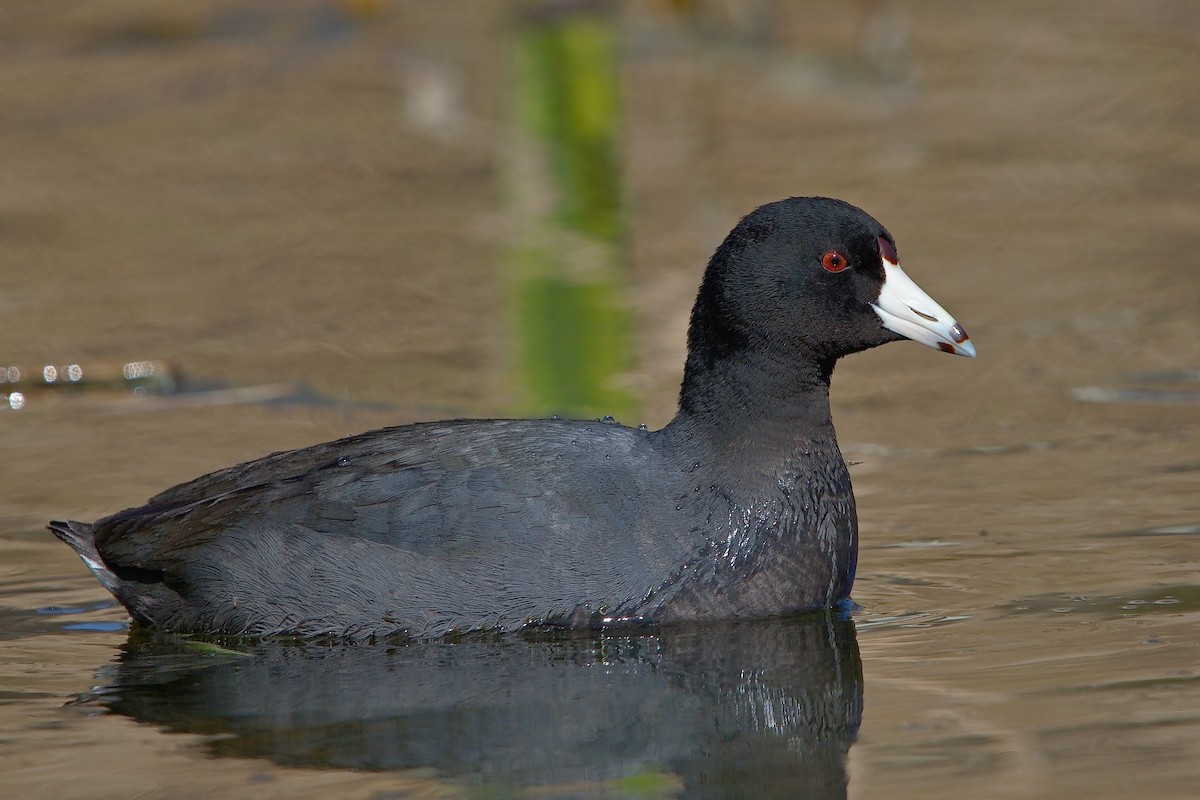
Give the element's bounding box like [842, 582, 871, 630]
[2, 2, 1199, 798]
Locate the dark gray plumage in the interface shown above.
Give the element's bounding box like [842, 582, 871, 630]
[50, 197, 974, 639]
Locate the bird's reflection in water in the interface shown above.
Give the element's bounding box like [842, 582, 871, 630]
[79, 613, 863, 798]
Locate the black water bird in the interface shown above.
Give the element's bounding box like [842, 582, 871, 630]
[50, 197, 975, 639]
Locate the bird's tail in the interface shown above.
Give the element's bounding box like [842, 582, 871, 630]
[47, 520, 122, 599]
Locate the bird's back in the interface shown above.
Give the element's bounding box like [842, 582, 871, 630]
[82, 419, 699, 638]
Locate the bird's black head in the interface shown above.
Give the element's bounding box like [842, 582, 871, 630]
[679, 197, 973, 413]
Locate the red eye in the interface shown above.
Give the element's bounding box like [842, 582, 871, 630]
[821, 251, 849, 272]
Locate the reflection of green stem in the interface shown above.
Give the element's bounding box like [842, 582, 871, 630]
[516, 14, 622, 240]
[508, 5, 633, 420]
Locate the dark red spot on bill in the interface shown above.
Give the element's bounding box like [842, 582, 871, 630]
[878, 236, 898, 263]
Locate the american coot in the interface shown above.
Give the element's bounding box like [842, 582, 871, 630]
[50, 197, 974, 640]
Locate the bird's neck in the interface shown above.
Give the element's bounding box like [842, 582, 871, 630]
[646, 354, 859, 618]
[660, 351, 842, 494]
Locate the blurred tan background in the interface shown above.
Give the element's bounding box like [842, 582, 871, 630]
[2, 2, 1198, 798]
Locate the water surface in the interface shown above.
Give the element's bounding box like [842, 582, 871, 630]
[2, 2, 1198, 798]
